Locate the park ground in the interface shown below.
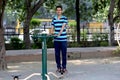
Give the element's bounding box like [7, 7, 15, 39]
[0, 57, 120, 80]
[0, 47, 120, 80]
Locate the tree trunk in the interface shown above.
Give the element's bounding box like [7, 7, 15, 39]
[76, 0, 80, 43]
[0, 0, 7, 70]
[108, 0, 115, 46]
[23, 0, 44, 49]
[0, 27, 7, 70]
[23, 15, 31, 49]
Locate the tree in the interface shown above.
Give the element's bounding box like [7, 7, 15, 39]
[108, 0, 115, 46]
[92, 0, 119, 46]
[92, 0, 110, 22]
[8, 0, 57, 49]
[76, 0, 80, 43]
[0, 0, 7, 70]
[23, 0, 45, 49]
[108, 0, 120, 46]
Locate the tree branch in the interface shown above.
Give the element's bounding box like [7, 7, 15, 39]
[25, 0, 31, 13]
[31, 0, 44, 17]
[108, 0, 115, 26]
[113, 15, 120, 22]
[0, 0, 7, 28]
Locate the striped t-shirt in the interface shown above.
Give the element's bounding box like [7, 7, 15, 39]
[51, 15, 68, 41]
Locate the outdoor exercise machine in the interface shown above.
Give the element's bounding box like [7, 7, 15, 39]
[12, 25, 63, 80]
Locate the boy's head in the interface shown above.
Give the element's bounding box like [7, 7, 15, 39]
[56, 5, 63, 16]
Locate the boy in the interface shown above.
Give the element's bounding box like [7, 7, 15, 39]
[51, 5, 68, 73]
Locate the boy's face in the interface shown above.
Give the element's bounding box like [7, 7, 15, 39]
[56, 8, 62, 16]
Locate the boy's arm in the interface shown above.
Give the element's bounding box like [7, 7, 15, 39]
[58, 23, 66, 36]
[50, 18, 55, 35]
[50, 26, 54, 35]
[58, 17, 68, 36]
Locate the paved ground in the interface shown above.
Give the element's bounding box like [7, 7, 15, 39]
[6, 47, 116, 56]
[1, 57, 120, 80]
[6, 47, 117, 62]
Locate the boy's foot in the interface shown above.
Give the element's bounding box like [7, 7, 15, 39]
[56, 68, 61, 73]
[63, 69, 68, 73]
[61, 69, 68, 74]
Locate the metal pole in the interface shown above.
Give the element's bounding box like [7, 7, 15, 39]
[42, 34, 47, 80]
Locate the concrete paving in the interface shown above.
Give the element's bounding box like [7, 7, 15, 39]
[6, 47, 116, 56]
[1, 57, 120, 80]
[5, 47, 117, 62]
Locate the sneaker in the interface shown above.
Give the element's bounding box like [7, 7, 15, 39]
[62, 69, 68, 73]
[56, 68, 61, 73]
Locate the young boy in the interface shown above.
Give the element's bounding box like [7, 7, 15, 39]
[51, 5, 68, 73]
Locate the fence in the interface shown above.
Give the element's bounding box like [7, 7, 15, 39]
[3, 27, 118, 43]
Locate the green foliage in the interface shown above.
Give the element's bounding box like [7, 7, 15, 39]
[32, 37, 53, 49]
[7, 0, 26, 22]
[32, 38, 42, 49]
[100, 41, 108, 46]
[44, 0, 92, 20]
[91, 0, 120, 22]
[7, 0, 57, 22]
[92, 0, 110, 12]
[44, 0, 57, 10]
[68, 21, 77, 42]
[6, 0, 120, 23]
[68, 21, 76, 27]
[61, 0, 75, 18]
[92, 33, 100, 41]
[92, 33, 108, 41]
[47, 37, 54, 48]
[68, 42, 81, 47]
[80, 0, 92, 21]
[61, 0, 92, 20]
[91, 33, 108, 46]
[10, 37, 25, 49]
[91, 0, 110, 22]
[100, 34, 108, 41]
[30, 18, 41, 29]
[113, 47, 120, 55]
[91, 33, 100, 46]
[70, 27, 76, 42]
[81, 29, 88, 41]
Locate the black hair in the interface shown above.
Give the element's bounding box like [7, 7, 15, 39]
[56, 5, 63, 10]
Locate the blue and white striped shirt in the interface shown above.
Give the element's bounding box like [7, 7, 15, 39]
[51, 15, 68, 41]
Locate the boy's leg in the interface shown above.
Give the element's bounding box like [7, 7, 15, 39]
[54, 41, 61, 69]
[61, 41, 67, 69]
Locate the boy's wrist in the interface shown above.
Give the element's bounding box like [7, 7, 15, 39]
[58, 33, 61, 36]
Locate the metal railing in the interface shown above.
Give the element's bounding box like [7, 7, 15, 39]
[3, 27, 118, 42]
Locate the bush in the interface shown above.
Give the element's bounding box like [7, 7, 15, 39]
[32, 37, 53, 49]
[81, 29, 88, 41]
[30, 18, 41, 29]
[100, 34, 108, 41]
[100, 41, 108, 46]
[113, 47, 120, 55]
[10, 37, 25, 49]
[91, 33, 108, 46]
[32, 37, 42, 49]
[47, 37, 54, 48]
[91, 33, 100, 46]
[68, 42, 81, 47]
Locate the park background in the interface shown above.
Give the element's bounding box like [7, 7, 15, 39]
[0, 0, 120, 71]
